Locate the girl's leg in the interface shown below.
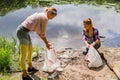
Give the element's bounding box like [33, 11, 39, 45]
[20, 44, 28, 77]
[27, 44, 39, 73]
[82, 47, 89, 55]
[94, 42, 101, 49]
[17, 26, 33, 79]
[28, 45, 33, 69]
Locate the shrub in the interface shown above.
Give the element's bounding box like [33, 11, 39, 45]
[0, 36, 12, 70]
[0, 36, 19, 71]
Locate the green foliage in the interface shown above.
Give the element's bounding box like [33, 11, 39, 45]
[0, 37, 12, 70]
[0, 36, 46, 72]
[0, 48, 10, 70]
[0, 35, 47, 74]
[33, 46, 39, 54]
[0, 36, 20, 71]
[33, 45, 45, 58]
[0, 76, 11, 80]
[0, 75, 16, 80]
[9, 36, 21, 71]
[0, 0, 120, 16]
[10, 53, 21, 71]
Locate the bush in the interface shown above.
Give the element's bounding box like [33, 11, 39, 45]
[0, 36, 19, 71]
[0, 37, 12, 70]
[0, 48, 11, 69]
[0, 36, 46, 72]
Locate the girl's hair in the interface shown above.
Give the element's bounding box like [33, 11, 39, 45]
[83, 18, 93, 34]
[45, 7, 57, 15]
[83, 18, 92, 25]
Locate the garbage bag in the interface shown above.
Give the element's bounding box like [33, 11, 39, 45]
[42, 46, 60, 72]
[85, 46, 103, 68]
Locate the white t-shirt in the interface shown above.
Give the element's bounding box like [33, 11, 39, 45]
[22, 12, 48, 37]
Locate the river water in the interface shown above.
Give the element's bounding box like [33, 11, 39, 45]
[0, 4, 120, 49]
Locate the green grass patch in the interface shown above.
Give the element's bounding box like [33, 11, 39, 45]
[0, 36, 47, 79]
[0, 72, 21, 80]
[0, 75, 16, 80]
[0, 36, 20, 72]
[0, 36, 12, 70]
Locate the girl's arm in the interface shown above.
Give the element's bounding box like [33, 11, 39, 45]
[91, 28, 100, 47]
[39, 35, 51, 49]
[82, 30, 90, 48]
[91, 39, 100, 47]
[83, 40, 90, 48]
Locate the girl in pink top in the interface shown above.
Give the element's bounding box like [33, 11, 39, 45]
[16, 7, 57, 80]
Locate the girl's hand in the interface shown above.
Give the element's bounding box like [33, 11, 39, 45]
[46, 41, 52, 49]
[87, 44, 90, 48]
[91, 42, 96, 47]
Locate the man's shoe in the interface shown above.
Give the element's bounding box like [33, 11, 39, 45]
[22, 75, 33, 80]
[28, 67, 39, 74]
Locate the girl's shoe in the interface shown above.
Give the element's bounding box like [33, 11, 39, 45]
[28, 67, 39, 74]
[22, 75, 33, 80]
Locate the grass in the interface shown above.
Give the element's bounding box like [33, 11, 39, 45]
[0, 76, 15, 80]
[0, 73, 18, 80]
[0, 74, 48, 80]
[0, 36, 13, 70]
[0, 36, 21, 72]
[0, 36, 46, 79]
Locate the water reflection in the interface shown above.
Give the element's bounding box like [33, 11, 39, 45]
[0, 0, 120, 16]
[0, 4, 120, 48]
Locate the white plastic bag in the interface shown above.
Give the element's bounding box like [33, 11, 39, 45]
[42, 46, 60, 72]
[85, 46, 103, 68]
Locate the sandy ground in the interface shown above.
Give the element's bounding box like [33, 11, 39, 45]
[9, 48, 119, 80]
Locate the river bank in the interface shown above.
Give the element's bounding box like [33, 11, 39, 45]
[0, 47, 120, 80]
